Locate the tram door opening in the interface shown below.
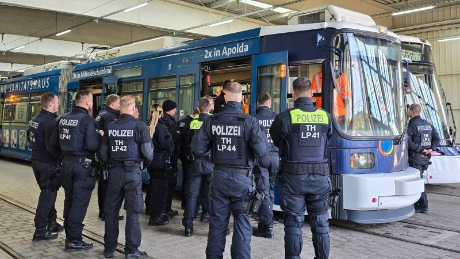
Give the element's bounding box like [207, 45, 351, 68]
[288, 63, 323, 109]
[201, 58, 252, 113]
[79, 78, 103, 118]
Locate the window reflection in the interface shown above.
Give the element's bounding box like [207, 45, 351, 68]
[336, 33, 404, 137]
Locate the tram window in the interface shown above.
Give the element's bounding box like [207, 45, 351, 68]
[148, 77, 176, 120]
[29, 92, 45, 122]
[119, 81, 144, 120]
[257, 65, 281, 113]
[179, 75, 195, 120]
[288, 64, 322, 109]
[11, 94, 28, 127]
[113, 67, 142, 79]
[2, 104, 12, 126]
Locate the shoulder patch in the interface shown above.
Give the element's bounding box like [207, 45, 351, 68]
[179, 122, 185, 127]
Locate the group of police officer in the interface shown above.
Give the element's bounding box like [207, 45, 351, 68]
[29, 90, 151, 259]
[28, 75, 439, 259]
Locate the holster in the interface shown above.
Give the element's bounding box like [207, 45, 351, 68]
[329, 187, 341, 209]
[251, 190, 265, 213]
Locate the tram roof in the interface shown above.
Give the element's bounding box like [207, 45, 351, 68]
[399, 35, 432, 47]
[73, 22, 400, 72]
[0, 69, 63, 85]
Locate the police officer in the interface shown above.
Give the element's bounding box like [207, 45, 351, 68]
[29, 92, 63, 241]
[270, 77, 332, 259]
[95, 94, 124, 221]
[147, 104, 175, 225]
[178, 108, 199, 209]
[252, 92, 279, 239]
[213, 79, 232, 114]
[99, 96, 153, 259]
[407, 104, 440, 213]
[182, 97, 214, 237]
[58, 89, 101, 252]
[191, 82, 269, 258]
[159, 100, 181, 219]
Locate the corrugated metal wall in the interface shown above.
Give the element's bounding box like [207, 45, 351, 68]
[392, 6, 460, 144]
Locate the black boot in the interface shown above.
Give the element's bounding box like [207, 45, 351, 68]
[185, 227, 193, 237]
[32, 228, 57, 241]
[65, 239, 93, 252]
[103, 249, 114, 258]
[125, 250, 148, 259]
[167, 210, 178, 219]
[148, 214, 169, 226]
[48, 221, 64, 233]
[253, 222, 274, 238]
[195, 204, 202, 218]
[200, 212, 209, 222]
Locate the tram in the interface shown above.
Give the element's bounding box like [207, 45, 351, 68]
[66, 5, 423, 223]
[0, 62, 72, 160]
[399, 35, 460, 184]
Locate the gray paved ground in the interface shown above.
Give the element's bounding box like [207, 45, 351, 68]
[0, 158, 459, 258]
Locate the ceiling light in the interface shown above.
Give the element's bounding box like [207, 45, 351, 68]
[56, 30, 71, 36]
[438, 37, 460, 42]
[392, 6, 435, 16]
[243, 0, 292, 13]
[209, 19, 233, 27]
[13, 45, 25, 51]
[124, 2, 148, 12]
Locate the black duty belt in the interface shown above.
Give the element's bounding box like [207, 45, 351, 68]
[281, 161, 329, 176]
[110, 162, 141, 168]
[195, 155, 212, 162]
[214, 165, 252, 178]
[64, 155, 91, 163]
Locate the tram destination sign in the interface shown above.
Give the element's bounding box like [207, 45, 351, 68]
[202, 39, 258, 61]
[72, 66, 113, 80]
[1, 76, 51, 93]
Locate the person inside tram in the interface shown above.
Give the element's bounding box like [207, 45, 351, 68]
[311, 63, 351, 126]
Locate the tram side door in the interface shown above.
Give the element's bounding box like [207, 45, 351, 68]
[66, 81, 79, 113]
[251, 51, 288, 114]
[176, 64, 199, 120]
[100, 76, 118, 111]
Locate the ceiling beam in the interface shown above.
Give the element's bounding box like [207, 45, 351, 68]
[0, 52, 68, 65]
[207, 0, 234, 9]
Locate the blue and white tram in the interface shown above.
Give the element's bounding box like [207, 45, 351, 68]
[399, 35, 460, 184]
[0, 66, 72, 160]
[67, 5, 423, 223]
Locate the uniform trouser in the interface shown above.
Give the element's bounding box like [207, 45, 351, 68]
[98, 172, 108, 214]
[180, 157, 191, 208]
[148, 167, 168, 218]
[206, 170, 253, 259]
[279, 173, 331, 259]
[411, 163, 429, 209]
[254, 153, 279, 227]
[61, 160, 97, 241]
[182, 174, 211, 228]
[166, 163, 178, 212]
[104, 166, 144, 254]
[32, 160, 58, 229]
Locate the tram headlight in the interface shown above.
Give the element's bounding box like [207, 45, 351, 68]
[350, 152, 375, 169]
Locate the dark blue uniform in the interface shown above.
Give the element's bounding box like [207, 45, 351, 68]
[213, 93, 226, 114]
[407, 115, 440, 211]
[253, 106, 279, 238]
[28, 109, 62, 240]
[58, 106, 101, 251]
[178, 115, 195, 209]
[98, 114, 153, 257]
[182, 113, 213, 235]
[95, 107, 119, 219]
[191, 101, 269, 258]
[271, 97, 332, 259]
[159, 114, 181, 217]
[147, 120, 174, 225]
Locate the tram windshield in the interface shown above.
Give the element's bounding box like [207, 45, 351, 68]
[334, 33, 404, 137]
[406, 65, 453, 145]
